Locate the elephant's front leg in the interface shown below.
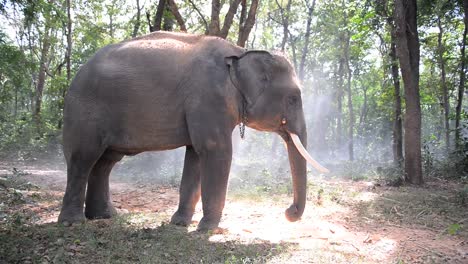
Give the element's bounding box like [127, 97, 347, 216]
[197, 145, 232, 232]
[170, 146, 201, 226]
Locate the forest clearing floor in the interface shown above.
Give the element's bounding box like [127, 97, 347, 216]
[0, 160, 467, 263]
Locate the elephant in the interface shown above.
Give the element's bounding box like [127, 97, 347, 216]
[58, 31, 328, 231]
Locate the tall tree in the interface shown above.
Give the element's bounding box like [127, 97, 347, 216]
[456, 0, 468, 148]
[32, 2, 53, 132]
[275, 0, 292, 51]
[237, 0, 259, 47]
[394, 0, 423, 184]
[390, 26, 403, 165]
[298, 0, 316, 82]
[377, 0, 403, 165]
[65, 0, 72, 83]
[437, 11, 450, 151]
[344, 30, 354, 161]
[208, 0, 221, 35]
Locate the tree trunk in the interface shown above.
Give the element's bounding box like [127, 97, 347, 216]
[33, 23, 51, 133]
[66, 0, 72, 82]
[276, 0, 292, 51]
[344, 31, 354, 161]
[59, 0, 72, 129]
[167, 0, 187, 32]
[358, 88, 368, 135]
[132, 0, 141, 37]
[437, 16, 450, 152]
[208, 0, 243, 39]
[237, 0, 259, 47]
[219, 0, 241, 38]
[299, 0, 316, 81]
[336, 58, 344, 147]
[456, 0, 468, 148]
[386, 12, 404, 166]
[394, 0, 423, 185]
[208, 0, 221, 36]
[238, 0, 247, 43]
[390, 30, 403, 166]
[147, 0, 166, 32]
[379, 0, 403, 165]
[289, 33, 298, 71]
[14, 84, 18, 119]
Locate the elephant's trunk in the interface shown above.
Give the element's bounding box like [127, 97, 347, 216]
[285, 131, 329, 221]
[284, 130, 308, 222]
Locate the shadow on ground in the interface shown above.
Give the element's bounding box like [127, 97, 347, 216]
[0, 218, 296, 264]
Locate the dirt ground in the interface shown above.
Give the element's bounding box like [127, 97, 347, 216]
[0, 160, 467, 263]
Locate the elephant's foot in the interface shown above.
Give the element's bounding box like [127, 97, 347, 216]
[84, 202, 117, 220]
[170, 211, 193, 226]
[196, 216, 221, 232]
[58, 209, 86, 227]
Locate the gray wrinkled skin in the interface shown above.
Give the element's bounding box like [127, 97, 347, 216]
[58, 31, 308, 231]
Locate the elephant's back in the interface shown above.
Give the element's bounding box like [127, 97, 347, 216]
[64, 32, 243, 122]
[66, 32, 242, 102]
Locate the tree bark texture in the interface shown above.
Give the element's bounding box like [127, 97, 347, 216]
[394, 0, 423, 184]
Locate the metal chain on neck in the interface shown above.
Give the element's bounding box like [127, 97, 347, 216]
[239, 98, 248, 139]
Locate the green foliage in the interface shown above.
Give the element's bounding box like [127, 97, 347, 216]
[447, 223, 462, 235]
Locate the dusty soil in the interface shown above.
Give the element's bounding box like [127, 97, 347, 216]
[0, 160, 467, 263]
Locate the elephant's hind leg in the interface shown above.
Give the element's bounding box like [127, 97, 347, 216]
[85, 150, 123, 219]
[170, 146, 201, 226]
[58, 144, 104, 226]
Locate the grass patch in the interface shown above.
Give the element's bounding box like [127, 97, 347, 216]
[0, 216, 294, 264]
[351, 183, 468, 239]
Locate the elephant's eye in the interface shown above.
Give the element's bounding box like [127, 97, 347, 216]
[288, 96, 298, 106]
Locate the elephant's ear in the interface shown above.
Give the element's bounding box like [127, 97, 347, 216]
[225, 50, 274, 105]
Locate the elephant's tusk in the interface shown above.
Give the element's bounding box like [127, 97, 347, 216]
[289, 133, 330, 174]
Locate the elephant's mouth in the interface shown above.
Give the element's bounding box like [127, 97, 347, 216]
[288, 133, 329, 173]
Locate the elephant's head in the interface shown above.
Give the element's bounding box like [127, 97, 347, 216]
[226, 51, 329, 222]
